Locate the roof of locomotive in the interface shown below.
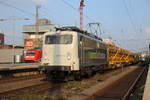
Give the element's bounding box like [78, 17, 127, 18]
[45, 26, 106, 45]
[55, 26, 103, 41]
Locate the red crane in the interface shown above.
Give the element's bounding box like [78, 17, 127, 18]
[79, 0, 85, 30]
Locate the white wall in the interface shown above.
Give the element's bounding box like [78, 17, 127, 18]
[0, 49, 24, 63]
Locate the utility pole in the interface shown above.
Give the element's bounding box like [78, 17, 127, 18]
[79, 0, 85, 30]
[35, 5, 41, 35]
[12, 18, 15, 64]
[35, 5, 41, 49]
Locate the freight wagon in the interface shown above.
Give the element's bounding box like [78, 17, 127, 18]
[103, 40, 136, 68]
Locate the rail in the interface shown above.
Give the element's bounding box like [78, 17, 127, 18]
[86, 67, 146, 100]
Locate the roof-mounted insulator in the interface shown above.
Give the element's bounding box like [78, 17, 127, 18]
[55, 26, 102, 41]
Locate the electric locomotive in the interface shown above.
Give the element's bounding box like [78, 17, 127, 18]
[41, 27, 108, 80]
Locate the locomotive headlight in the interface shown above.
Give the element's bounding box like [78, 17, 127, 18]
[44, 57, 48, 60]
[67, 55, 71, 60]
[67, 52, 71, 60]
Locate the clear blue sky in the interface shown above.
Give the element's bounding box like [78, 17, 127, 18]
[0, 0, 150, 52]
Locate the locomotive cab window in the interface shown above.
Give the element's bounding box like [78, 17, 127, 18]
[26, 51, 35, 55]
[45, 35, 73, 44]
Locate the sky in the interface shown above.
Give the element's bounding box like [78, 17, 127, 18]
[0, 0, 150, 52]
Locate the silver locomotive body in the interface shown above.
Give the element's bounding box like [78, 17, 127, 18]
[41, 28, 108, 79]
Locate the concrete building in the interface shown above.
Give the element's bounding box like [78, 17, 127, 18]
[22, 19, 57, 38]
[22, 19, 58, 49]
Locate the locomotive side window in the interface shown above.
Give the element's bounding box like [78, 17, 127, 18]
[45, 35, 73, 44]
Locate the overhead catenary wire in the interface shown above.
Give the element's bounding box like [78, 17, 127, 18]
[40, 6, 56, 20]
[60, 0, 95, 22]
[121, 0, 146, 52]
[61, 0, 77, 11]
[0, 0, 96, 27]
[128, 0, 143, 33]
[34, 6, 64, 28]
[0, 0, 35, 16]
[122, 0, 137, 33]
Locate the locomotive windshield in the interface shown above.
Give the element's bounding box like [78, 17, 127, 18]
[26, 51, 35, 55]
[45, 35, 73, 44]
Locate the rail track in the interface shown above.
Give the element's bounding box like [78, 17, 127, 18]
[0, 73, 65, 100]
[87, 66, 146, 100]
[0, 64, 146, 100]
[0, 82, 50, 99]
[0, 67, 125, 99]
[0, 73, 48, 99]
[0, 73, 44, 84]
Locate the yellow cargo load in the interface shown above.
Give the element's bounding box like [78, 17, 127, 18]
[106, 41, 135, 68]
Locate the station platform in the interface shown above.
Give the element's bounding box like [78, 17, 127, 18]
[0, 63, 40, 71]
[143, 65, 150, 100]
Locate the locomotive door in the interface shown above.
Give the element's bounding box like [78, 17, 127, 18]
[79, 35, 84, 68]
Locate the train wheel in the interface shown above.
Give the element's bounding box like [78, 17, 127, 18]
[87, 69, 92, 78]
[67, 74, 74, 81]
[74, 72, 81, 81]
[43, 71, 52, 81]
[101, 66, 105, 73]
